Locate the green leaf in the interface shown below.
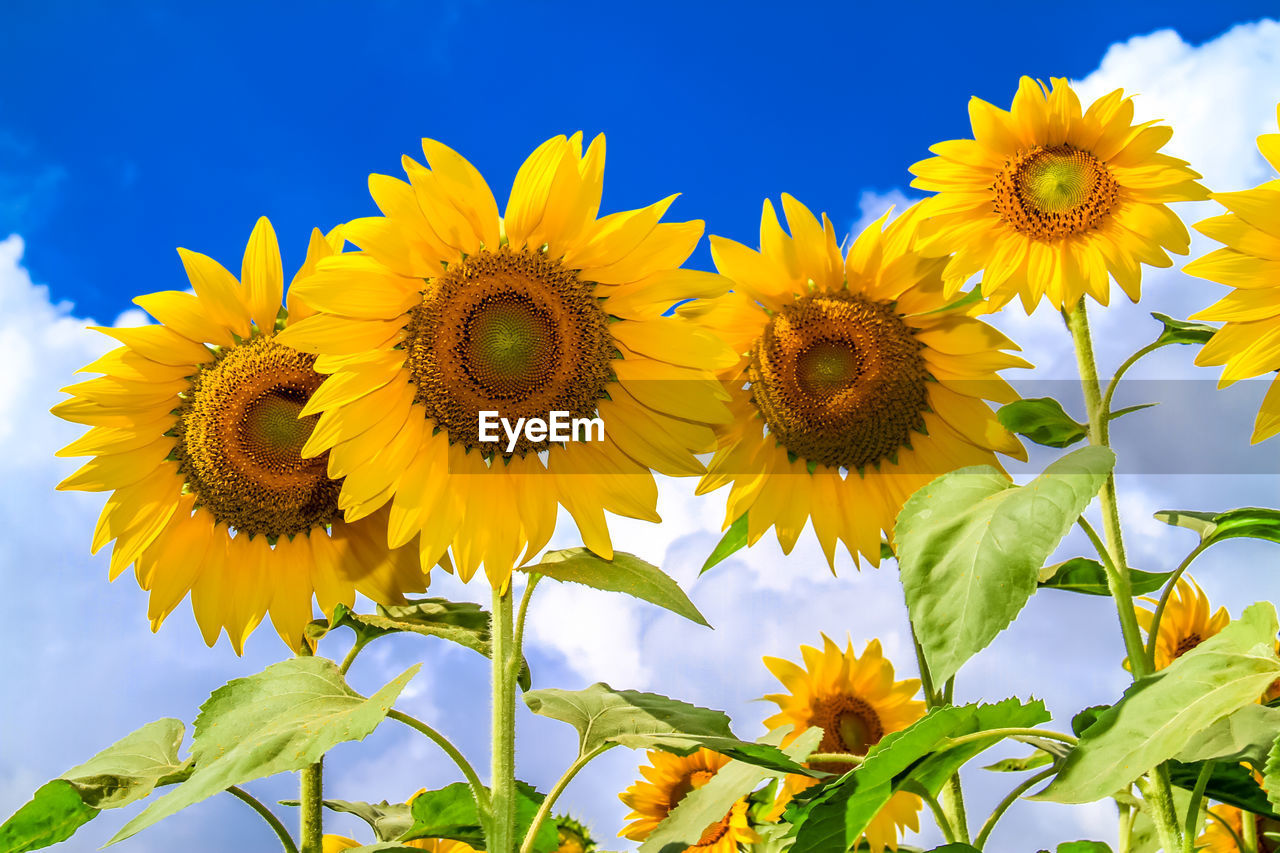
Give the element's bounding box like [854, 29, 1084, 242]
[1106, 403, 1158, 423]
[897, 447, 1115, 684]
[1038, 558, 1173, 596]
[529, 548, 709, 627]
[524, 683, 734, 757]
[110, 658, 418, 845]
[609, 733, 817, 776]
[1070, 706, 1111, 737]
[1176, 704, 1280, 767]
[278, 799, 412, 843]
[638, 727, 823, 853]
[926, 847, 981, 853]
[1155, 507, 1280, 549]
[401, 781, 556, 852]
[0, 781, 97, 853]
[1265, 734, 1280, 813]
[1057, 844, 1113, 853]
[787, 699, 1049, 853]
[0, 718, 189, 853]
[1168, 759, 1280, 820]
[1151, 312, 1217, 347]
[996, 398, 1088, 448]
[982, 750, 1054, 772]
[700, 514, 748, 574]
[1038, 602, 1280, 803]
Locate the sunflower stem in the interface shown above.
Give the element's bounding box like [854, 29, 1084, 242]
[973, 766, 1055, 850]
[1065, 299, 1183, 851]
[227, 785, 299, 853]
[1242, 805, 1259, 851]
[1182, 760, 1214, 853]
[490, 583, 519, 853]
[1145, 540, 1211, 670]
[520, 743, 613, 853]
[911, 624, 970, 841]
[299, 759, 323, 853]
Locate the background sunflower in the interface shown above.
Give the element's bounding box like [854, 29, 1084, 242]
[618, 748, 759, 853]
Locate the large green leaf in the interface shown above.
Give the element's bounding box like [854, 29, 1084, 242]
[279, 799, 412, 843]
[524, 683, 734, 757]
[1155, 507, 1280, 548]
[787, 700, 1048, 853]
[1056, 844, 1112, 853]
[110, 658, 418, 845]
[0, 782, 97, 853]
[637, 727, 822, 853]
[1168, 759, 1280, 819]
[1176, 704, 1280, 767]
[700, 514, 748, 575]
[996, 398, 1087, 449]
[1151, 312, 1216, 347]
[897, 447, 1115, 684]
[528, 549, 709, 627]
[1037, 558, 1172, 596]
[1038, 602, 1280, 803]
[1266, 734, 1280, 812]
[399, 781, 558, 852]
[610, 733, 816, 776]
[0, 718, 189, 853]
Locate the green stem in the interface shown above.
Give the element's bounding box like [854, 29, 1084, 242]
[514, 573, 541, 656]
[519, 744, 614, 853]
[942, 728, 1078, 750]
[1182, 760, 1214, 853]
[338, 635, 370, 676]
[490, 585, 518, 853]
[1077, 516, 1150, 672]
[1145, 541, 1212, 670]
[1243, 806, 1259, 851]
[973, 767, 1055, 850]
[1117, 798, 1135, 853]
[228, 785, 299, 853]
[1136, 772, 1182, 853]
[915, 786, 956, 844]
[910, 624, 939, 706]
[911, 625, 969, 842]
[1100, 340, 1163, 431]
[388, 709, 490, 813]
[299, 759, 323, 853]
[806, 753, 864, 766]
[941, 774, 971, 844]
[1207, 809, 1246, 851]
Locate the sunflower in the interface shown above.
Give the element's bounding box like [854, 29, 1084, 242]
[761, 635, 925, 852]
[53, 219, 426, 653]
[909, 76, 1207, 311]
[1184, 103, 1280, 443]
[619, 748, 760, 853]
[1198, 805, 1280, 852]
[322, 835, 478, 852]
[277, 134, 732, 588]
[554, 814, 595, 853]
[694, 196, 1027, 566]
[1135, 575, 1230, 671]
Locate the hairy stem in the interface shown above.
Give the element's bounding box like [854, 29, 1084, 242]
[228, 785, 299, 853]
[389, 709, 490, 813]
[973, 767, 1055, 849]
[1146, 541, 1211, 670]
[1183, 760, 1214, 853]
[911, 626, 968, 841]
[490, 585, 518, 853]
[299, 759, 323, 853]
[519, 744, 614, 853]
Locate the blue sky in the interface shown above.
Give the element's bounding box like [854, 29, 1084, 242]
[2, 3, 1280, 853]
[2, 0, 1278, 321]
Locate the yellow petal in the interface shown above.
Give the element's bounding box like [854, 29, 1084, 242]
[242, 216, 285, 331]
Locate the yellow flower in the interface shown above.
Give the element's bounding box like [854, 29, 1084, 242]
[695, 197, 1027, 566]
[762, 635, 925, 853]
[619, 748, 760, 853]
[278, 134, 732, 588]
[322, 834, 478, 852]
[1184, 102, 1280, 443]
[1198, 805, 1280, 851]
[53, 219, 425, 653]
[1135, 575, 1230, 671]
[910, 76, 1207, 311]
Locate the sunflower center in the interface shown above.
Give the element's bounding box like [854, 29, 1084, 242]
[748, 293, 929, 471]
[810, 692, 885, 773]
[993, 144, 1119, 241]
[403, 247, 614, 457]
[174, 336, 339, 538]
[1174, 632, 1203, 659]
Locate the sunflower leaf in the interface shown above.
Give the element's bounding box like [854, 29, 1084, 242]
[982, 750, 1055, 772]
[529, 548, 709, 627]
[0, 719, 189, 853]
[278, 799, 412, 843]
[1056, 844, 1113, 853]
[108, 658, 418, 846]
[1168, 759, 1280, 820]
[1266, 734, 1280, 813]
[399, 781, 557, 852]
[524, 683, 735, 757]
[1175, 703, 1280, 767]
[638, 727, 823, 853]
[1036, 602, 1280, 804]
[700, 513, 748, 575]
[610, 733, 817, 776]
[1154, 507, 1280, 549]
[996, 398, 1088, 448]
[897, 447, 1115, 685]
[1151, 312, 1217, 347]
[1037, 558, 1173, 596]
[787, 699, 1049, 853]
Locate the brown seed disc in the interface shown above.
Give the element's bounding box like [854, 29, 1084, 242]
[174, 336, 338, 537]
[992, 144, 1119, 241]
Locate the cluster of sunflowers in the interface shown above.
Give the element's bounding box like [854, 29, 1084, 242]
[5, 75, 1279, 853]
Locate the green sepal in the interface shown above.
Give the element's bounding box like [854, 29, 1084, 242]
[996, 398, 1088, 448]
[1038, 558, 1173, 596]
[1151, 312, 1216, 347]
[701, 513, 748, 575]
